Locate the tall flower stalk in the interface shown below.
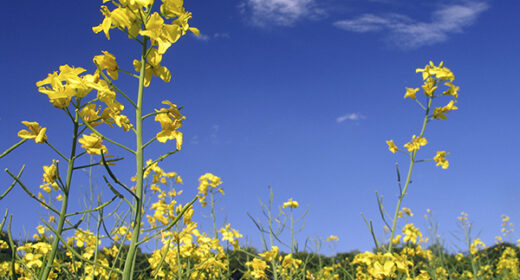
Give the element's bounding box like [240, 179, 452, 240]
[382, 61, 460, 253]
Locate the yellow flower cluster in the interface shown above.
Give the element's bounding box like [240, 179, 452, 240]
[282, 198, 299, 209]
[197, 173, 223, 207]
[154, 100, 185, 148]
[17, 121, 47, 143]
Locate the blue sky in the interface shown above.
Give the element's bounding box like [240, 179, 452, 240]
[1, 0, 520, 254]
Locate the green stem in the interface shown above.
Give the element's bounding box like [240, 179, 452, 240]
[0, 139, 26, 159]
[387, 96, 432, 253]
[95, 63, 138, 109]
[122, 37, 148, 280]
[81, 115, 136, 155]
[39, 109, 80, 280]
[0, 166, 24, 200]
[46, 141, 68, 161]
[210, 189, 219, 239]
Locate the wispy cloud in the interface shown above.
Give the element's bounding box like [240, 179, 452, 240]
[210, 124, 220, 144]
[194, 33, 211, 41]
[214, 32, 231, 39]
[240, 0, 317, 27]
[334, 1, 489, 49]
[193, 32, 231, 41]
[336, 113, 365, 123]
[190, 135, 199, 145]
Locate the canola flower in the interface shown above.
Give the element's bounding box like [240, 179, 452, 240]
[17, 121, 48, 143]
[282, 198, 299, 209]
[8, 1, 511, 277]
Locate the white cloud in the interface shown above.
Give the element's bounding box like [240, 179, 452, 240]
[240, 0, 316, 27]
[336, 113, 365, 123]
[194, 33, 211, 41]
[334, 1, 488, 49]
[214, 32, 231, 39]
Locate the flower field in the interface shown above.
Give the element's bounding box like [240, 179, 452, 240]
[1, 1, 518, 279]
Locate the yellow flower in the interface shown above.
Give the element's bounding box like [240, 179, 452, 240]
[422, 77, 438, 97]
[283, 198, 299, 209]
[56, 194, 63, 201]
[470, 238, 485, 255]
[18, 121, 47, 143]
[402, 208, 413, 216]
[416, 61, 454, 81]
[78, 133, 108, 155]
[433, 151, 449, 169]
[92, 6, 137, 40]
[403, 135, 427, 152]
[42, 162, 58, 185]
[197, 173, 223, 207]
[433, 100, 458, 120]
[326, 235, 339, 242]
[246, 258, 268, 279]
[386, 140, 398, 153]
[93, 51, 119, 80]
[139, 12, 181, 54]
[402, 223, 422, 244]
[443, 82, 460, 99]
[133, 48, 171, 87]
[259, 246, 279, 262]
[80, 104, 103, 127]
[404, 87, 419, 99]
[36, 65, 88, 108]
[154, 100, 184, 148]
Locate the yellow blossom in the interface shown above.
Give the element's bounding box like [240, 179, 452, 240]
[403, 135, 427, 152]
[404, 87, 419, 99]
[443, 82, 460, 99]
[402, 208, 413, 216]
[433, 100, 458, 120]
[246, 258, 268, 279]
[93, 51, 119, 80]
[78, 133, 108, 155]
[80, 104, 103, 127]
[259, 246, 279, 262]
[386, 140, 398, 153]
[433, 151, 449, 169]
[154, 100, 184, 148]
[326, 235, 339, 242]
[283, 198, 299, 209]
[18, 121, 47, 143]
[36, 65, 88, 108]
[133, 48, 171, 87]
[470, 238, 485, 255]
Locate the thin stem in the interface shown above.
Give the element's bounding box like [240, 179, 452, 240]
[72, 157, 124, 170]
[210, 189, 219, 239]
[5, 168, 60, 215]
[1, 165, 24, 200]
[143, 136, 156, 149]
[7, 216, 17, 280]
[46, 141, 68, 161]
[81, 114, 136, 155]
[65, 195, 118, 217]
[387, 96, 433, 253]
[415, 98, 426, 110]
[119, 68, 140, 78]
[136, 197, 197, 245]
[143, 148, 179, 173]
[95, 62, 138, 109]
[0, 139, 26, 159]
